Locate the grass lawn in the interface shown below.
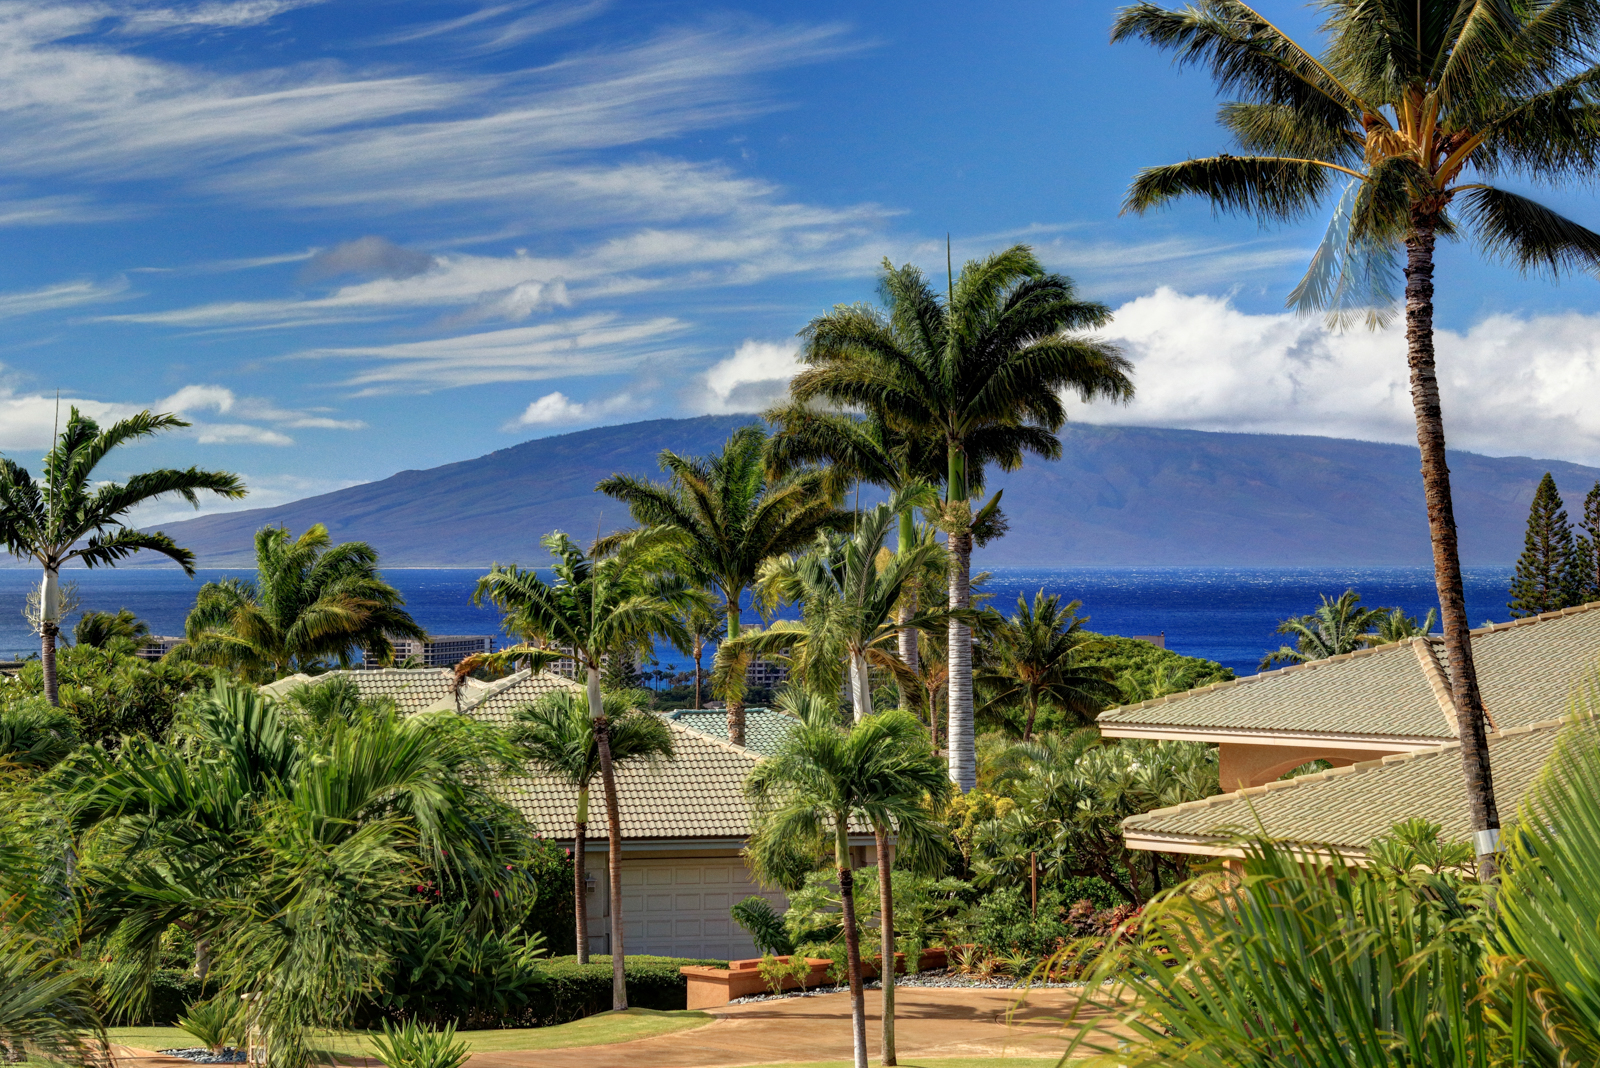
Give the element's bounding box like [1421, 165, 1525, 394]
[103, 1009, 712, 1058]
[726, 1062, 1065, 1068]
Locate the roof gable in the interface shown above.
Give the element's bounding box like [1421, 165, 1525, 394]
[1099, 601, 1600, 744]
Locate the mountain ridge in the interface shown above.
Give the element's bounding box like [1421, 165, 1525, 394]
[118, 416, 1600, 568]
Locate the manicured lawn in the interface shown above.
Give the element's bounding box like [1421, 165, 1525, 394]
[104, 1010, 712, 1058]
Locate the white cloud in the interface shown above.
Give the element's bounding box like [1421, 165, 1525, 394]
[0, 388, 134, 451]
[115, 0, 327, 32]
[1076, 288, 1600, 466]
[292, 312, 691, 393]
[509, 390, 642, 428]
[0, 277, 127, 318]
[697, 339, 802, 414]
[190, 422, 294, 446]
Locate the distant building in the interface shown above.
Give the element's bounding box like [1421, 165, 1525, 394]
[136, 636, 185, 662]
[745, 657, 788, 690]
[1133, 633, 1166, 649]
[362, 635, 495, 669]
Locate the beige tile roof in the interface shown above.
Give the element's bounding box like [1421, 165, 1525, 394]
[1123, 718, 1570, 856]
[260, 667, 583, 717]
[1098, 601, 1600, 743]
[500, 721, 766, 840]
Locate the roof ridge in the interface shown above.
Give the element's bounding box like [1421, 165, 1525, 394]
[1411, 637, 1460, 737]
[457, 668, 533, 710]
[662, 719, 765, 761]
[1099, 638, 1416, 721]
[1474, 598, 1600, 635]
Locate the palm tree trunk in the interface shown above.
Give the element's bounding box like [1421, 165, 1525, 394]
[1404, 223, 1500, 878]
[693, 641, 704, 711]
[726, 592, 745, 747]
[40, 621, 60, 707]
[897, 510, 920, 712]
[836, 821, 867, 1068]
[849, 652, 872, 722]
[875, 825, 897, 1067]
[574, 786, 590, 964]
[587, 666, 628, 1009]
[1023, 695, 1038, 742]
[947, 527, 974, 792]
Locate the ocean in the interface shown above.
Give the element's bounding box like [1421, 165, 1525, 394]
[0, 565, 1517, 678]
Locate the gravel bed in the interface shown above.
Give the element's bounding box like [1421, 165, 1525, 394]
[727, 968, 1087, 1004]
[157, 1048, 247, 1063]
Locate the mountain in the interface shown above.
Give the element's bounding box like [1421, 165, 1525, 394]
[137, 416, 1600, 568]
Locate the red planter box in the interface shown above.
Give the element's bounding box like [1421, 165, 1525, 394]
[681, 947, 950, 1009]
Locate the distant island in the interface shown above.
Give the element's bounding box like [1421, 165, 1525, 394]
[109, 416, 1599, 569]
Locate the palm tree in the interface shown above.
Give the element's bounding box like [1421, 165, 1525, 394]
[745, 695, 948, 1068]
[670, 602, 724, 710]
[0, 409, 245, 706]
[73, 678, 521, 1066]
[794, 246, 1133, 791]
[474, 528, 695, 1010]
[181, 524, 424, 680]
[507, 689, 673, 965]
[596, 425, 848, 745]
[766, 405, 946, 685]
[719, 491, 950, 718]
[1372, 606, 1438, 644]
[975, 591, 1120, 740]
[1260, 589, 1385, 669]
[73, 609, 150, 651]
[1111, 0, 1600, 874]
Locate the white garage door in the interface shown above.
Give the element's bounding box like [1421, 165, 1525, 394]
[617, 857, 785, 960]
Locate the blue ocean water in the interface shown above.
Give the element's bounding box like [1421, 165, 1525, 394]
[0, 565, 1516, 677]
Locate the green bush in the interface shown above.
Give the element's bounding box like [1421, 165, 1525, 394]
[528, 955, 726, 1025]
[972, 881, 1127, 957]
[176, 996, 244, 1053]
[106, 969, 219, 1026]
[371, 1019, 470, 1068]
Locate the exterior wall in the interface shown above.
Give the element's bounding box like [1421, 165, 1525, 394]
[583, 846, 785, 960]
[1217, 741, 1409, 789]
[136, 636, 183, 662]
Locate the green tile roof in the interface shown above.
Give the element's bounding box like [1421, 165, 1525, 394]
[660, 708, 799, 756]
[1123, 717, 1571, 857]
[1098, 601, 1600, 743]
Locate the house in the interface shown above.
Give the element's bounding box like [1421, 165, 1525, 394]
[1100, 601, 1600, 860]
[1122, 718, 1570, 860]
[1098, 601, 1600, 790]
[259, 668, 842, 960]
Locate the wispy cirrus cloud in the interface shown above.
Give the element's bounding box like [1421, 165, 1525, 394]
[0, 277, 128, 318]
[293, 312, 692, 394]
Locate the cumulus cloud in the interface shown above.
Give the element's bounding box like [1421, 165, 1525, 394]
[1075, 288, 1600, 466]
[300, 236, 436, 282]
[509, 390, 641, 428]
[697, 339, 802, 414]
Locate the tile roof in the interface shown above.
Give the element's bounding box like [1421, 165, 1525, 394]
[1122, 718, 1570, 856]
[500, 721, 767, 840]
[1098, 601, 1600, 743]
[660, 708, 800, 756]
[259, 667, 583, 717]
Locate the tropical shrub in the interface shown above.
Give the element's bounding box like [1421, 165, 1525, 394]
[732, 896, 794, 956]
[370, 903, 548, 1029]
[176, 996, 245, 1053]
[0, 643, 207, 747]
[371, 1019, 470, 1068]
[756, 953, 811, 995]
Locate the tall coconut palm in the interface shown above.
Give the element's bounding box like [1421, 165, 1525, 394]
[181, 524, 424, 680]
[507, 689, 673, 964]
[719, 491, 951, 717]
[596, 425, 849, 746]
[745, 694, 948, 1068]
[474, 528, 695, 1010]
[0, 409, 245, 706]
[766, 405, 946, 683]
[975, 591, 1120, 740]
[1111, 0, 1600, 874]
[795, 246, 1133, 791]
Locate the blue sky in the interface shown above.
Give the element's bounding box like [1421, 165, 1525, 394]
[4, 0, 1600, 523]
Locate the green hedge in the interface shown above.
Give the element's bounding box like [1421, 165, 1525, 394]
[527, 955, 726, 1026]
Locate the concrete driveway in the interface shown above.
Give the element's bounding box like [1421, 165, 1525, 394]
[468, 986, 1111, 1068]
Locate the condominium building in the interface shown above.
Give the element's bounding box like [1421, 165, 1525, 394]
[361, 635, 495, 669]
